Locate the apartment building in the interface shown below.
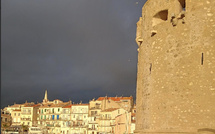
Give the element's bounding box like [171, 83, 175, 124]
[11, 109, 21, 126]
[88, 98, 102, 134]
[98, 96, 134, 112]
[21, 103, 40, 127]
[98, 108, 126, 134]
[71, 104, 89, 134]
[2, 90, 136, 134]
[114, 112, 136, 134]
[61, 104, 72, 134]
[88, 96, 134, 134]
[1, 110, 12, 128]
[38, 99, 71, 133]
[3, 102, 29, 114]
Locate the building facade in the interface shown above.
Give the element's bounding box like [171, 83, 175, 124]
[98, 108, 127, 134]
[21, 103, 39, 127]
[2, 90, 136, 134]
[71, 104, 89, 134]
[61, 104, 72, 134]
[11, 109, 21, 126]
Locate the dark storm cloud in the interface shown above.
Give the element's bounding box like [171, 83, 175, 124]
[1, 0, 146, 108]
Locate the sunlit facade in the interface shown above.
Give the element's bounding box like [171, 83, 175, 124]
[2, 91, 135, 134]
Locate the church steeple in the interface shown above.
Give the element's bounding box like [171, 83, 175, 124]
[43, 90, 48, 103]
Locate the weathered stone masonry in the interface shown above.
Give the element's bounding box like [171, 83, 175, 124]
[135, 0, 215, 134]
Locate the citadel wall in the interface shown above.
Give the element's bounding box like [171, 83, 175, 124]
[135, 0, 215, 133]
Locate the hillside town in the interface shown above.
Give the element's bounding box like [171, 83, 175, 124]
[1, 90, 136, 134]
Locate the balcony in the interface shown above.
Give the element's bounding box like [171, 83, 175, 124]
[21, 112, 31, 115]
[21, 118, 31, 121]
[61, 111, 70, 114]
[38, 118, 62, 121]
[90, 106, 100, 110]
[71, 125, 88, 128]
[100, 117, 111, 120]
[98, 125, 112, 127]
[46, 124, 54, 127]
[110, 122, 115, 126]
[54, 124, 61, 127]
[61, 118, 70, 121]
[88, 120, 97, 124]
[88, 128, 96, 130]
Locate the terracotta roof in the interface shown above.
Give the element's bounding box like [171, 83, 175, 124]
[39, 103, 52, 108]
[72, 104, 89, 106]
[63, 104, 72, 108]
[101, 108, 119, 112]
[7, 104, 22, 108]
[32, 104, 40, 107]
[7, 102, 35, 108]
[39, 102, 70, 108]
[12, 110, 21, 112]
[51, 102, 70, 107]
[24, 103, 40, 107]
[97, 96, 133, 101]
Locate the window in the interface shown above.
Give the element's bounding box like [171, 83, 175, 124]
[14, 113, 16, 116]
[152, 10, 168, 26]
[178, 0, 186, 10]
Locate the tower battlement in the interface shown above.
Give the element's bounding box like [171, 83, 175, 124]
[135, 0, 215, 133]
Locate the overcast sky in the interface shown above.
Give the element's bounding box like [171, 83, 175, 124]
[1, 0, 146, 108]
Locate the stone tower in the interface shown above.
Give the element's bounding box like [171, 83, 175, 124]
[43, 90, 48, 103]
[135, 0, 215, 134]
